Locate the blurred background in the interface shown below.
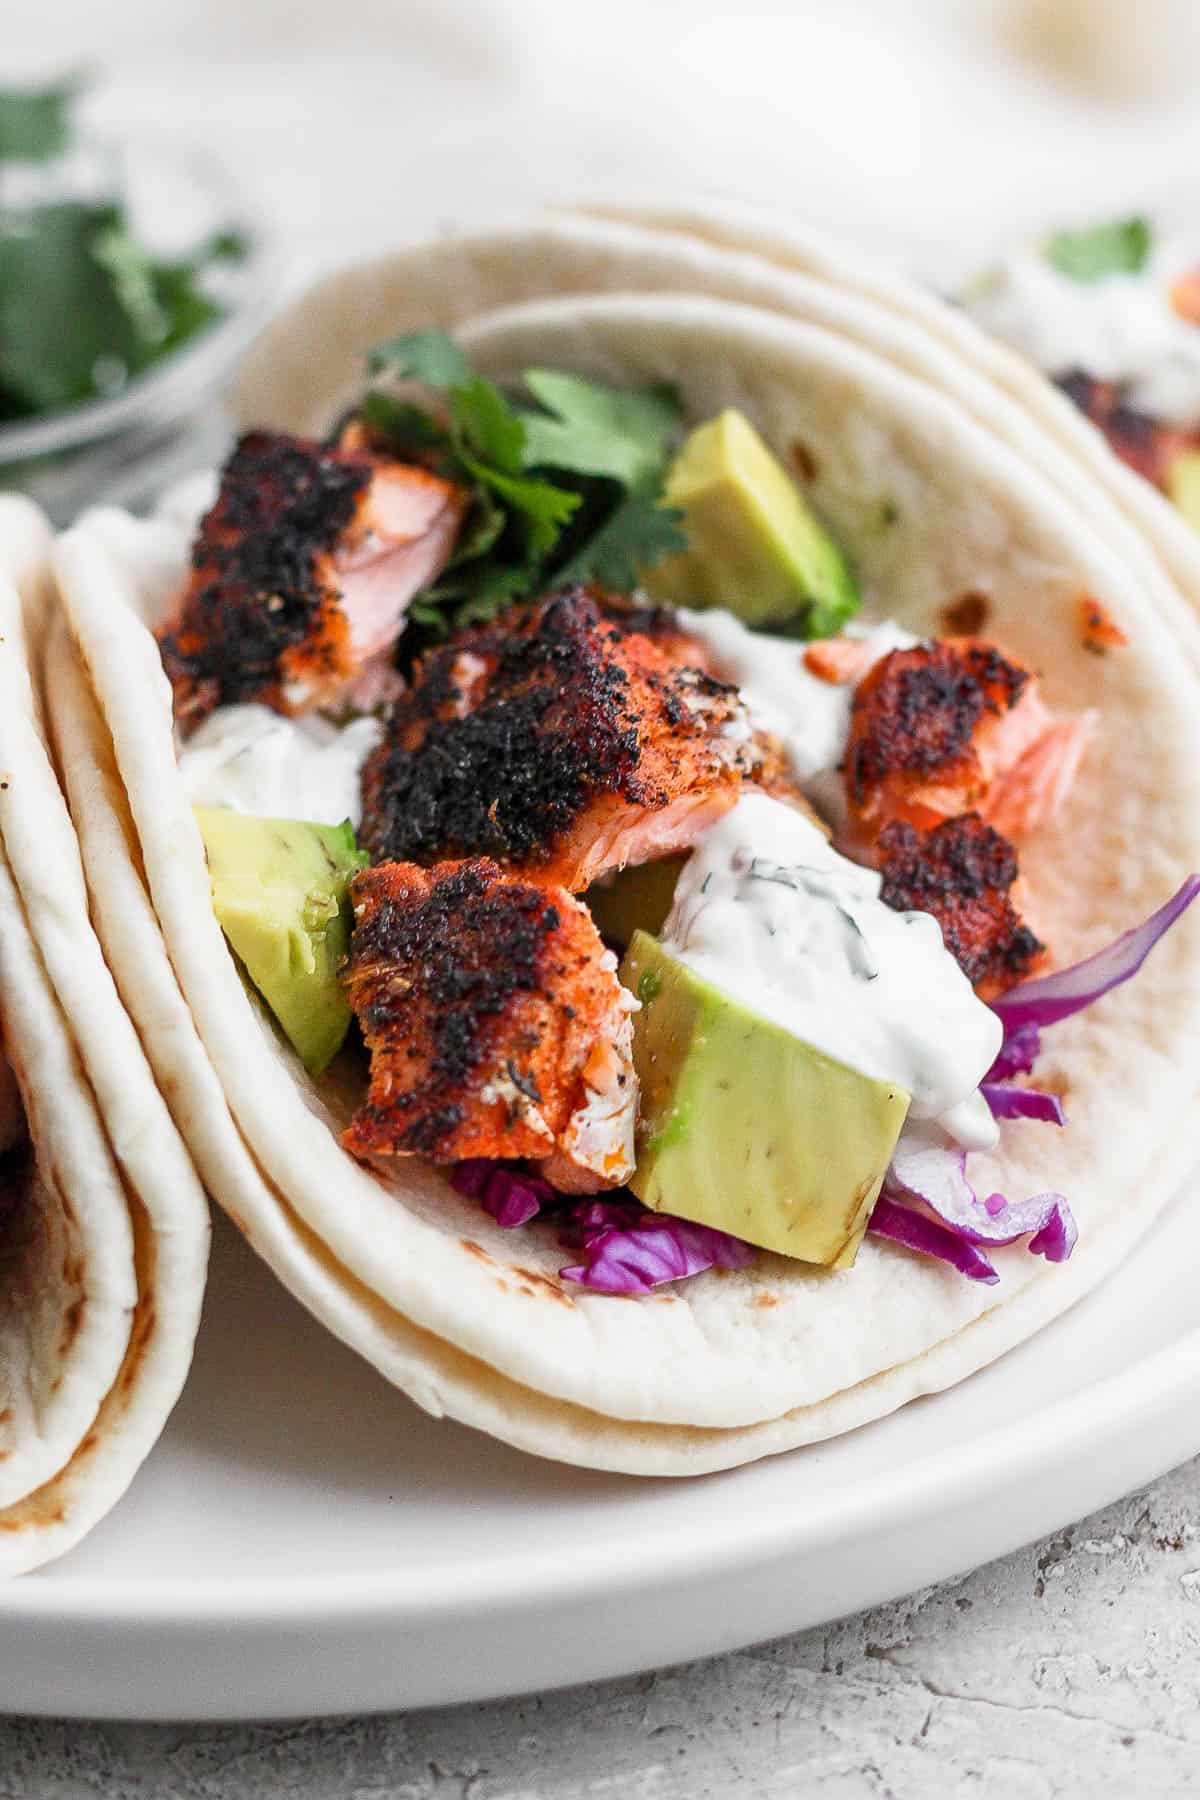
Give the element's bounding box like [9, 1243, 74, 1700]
[10, 0, 1200, 292]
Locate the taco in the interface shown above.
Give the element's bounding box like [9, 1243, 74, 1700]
[48, 226, 1200, 1476]
[0, 496, 209, 1573]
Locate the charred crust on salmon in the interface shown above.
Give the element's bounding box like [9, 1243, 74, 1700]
[359, 587, 772, 885]
[342, 857, 634, 1173]
[846, 640, 1030, 812]
[878, 812, 1043, 995]
[159, 428, 465, 728]
[1056, 369, 1194, 490]
[158, 431, 368, 726]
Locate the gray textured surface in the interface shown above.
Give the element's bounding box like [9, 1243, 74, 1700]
[6, 1456, 1200, 1797]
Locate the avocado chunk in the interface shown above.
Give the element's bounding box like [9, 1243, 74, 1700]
[586, 855, 686, 948]
[1167, 449, 1200, 530]
[642, 408, 859, 635]
[195, 807, 368, 1074]
[621, 931, 910, 1267]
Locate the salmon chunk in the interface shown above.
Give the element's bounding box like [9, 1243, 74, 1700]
[843, 638, 1088, 849]
[158, 430, 465, 728]
[359, 587, 786, 890]
[878, 812, 1045, 998]
[342, 858, 637, 1192]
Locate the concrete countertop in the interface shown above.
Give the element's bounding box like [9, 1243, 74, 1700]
[5, 1458, 1200, 1795]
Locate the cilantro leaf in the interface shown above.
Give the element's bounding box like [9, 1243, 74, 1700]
[0, 78, 81, 164]
[417, 560, 538, 629]
[555, 491, 686, 590]
[0, 78, 245, 423]
[358, 328, 691, 647]
[459, 452, 580, 559]
[367, 328, 471, 387]
[360, 390, 449, 452]
[91, 223, 173, 348]
[1043, 217, 1152, 283]
[451, 374, 526, 474]
[520, 371, 680, 488]
[454, 564, 539, 623]
[0, 201, 146, 412]
[446, 487, 507, 567]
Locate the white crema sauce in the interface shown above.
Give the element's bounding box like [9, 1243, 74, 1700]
[663, 794, 1001, 1149]
[178, 705, 383, 827]
[964, 239, 1200, 424]
[678, 606, 916, 820]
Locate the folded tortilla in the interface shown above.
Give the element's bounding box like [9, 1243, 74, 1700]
[48, 225, 1200, 1475]
[0, 496, 209, 1574]
[233, 209, 1200, 672]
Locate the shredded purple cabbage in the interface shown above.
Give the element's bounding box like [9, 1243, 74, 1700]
[451, 1159, 552, 1229]
[986, 1020, 1042, 1082]
[981, 1081, 1066, 1126]
[868, 1195, 1000, 1284]
[452, 1165, 754, 1293]
[994, 876, 1200, 1033]
[881, 1123, 1076, 1265]
[557, 1209, 755, 1296]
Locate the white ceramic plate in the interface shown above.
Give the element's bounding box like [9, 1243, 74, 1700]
[2, 1182, 1199, 1723]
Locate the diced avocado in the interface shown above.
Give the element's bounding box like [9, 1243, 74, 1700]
[586, 855, 685, 948]
[195, 807, 368, 1074]
[1167, 450, 1200, 531]
[642, 408, 860, 634]
[621, 931, 910, 1268]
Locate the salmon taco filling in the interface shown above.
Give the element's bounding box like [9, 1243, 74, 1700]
[155, 327, 1197, 1297]
[961, 216, 1200, 531]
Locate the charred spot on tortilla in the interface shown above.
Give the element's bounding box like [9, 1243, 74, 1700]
[158, 431, 369, 729]
[790, 438, 818, 482]
[58, 1297, 85, 1355]
[359, 587, 781, 889]
[940, 591, 991, 636]
[342, 857, 635, 1187]
[513, 1266, 575, 1304]
[878, 812, 1043, 997]
[1078, 594, 1129, 654]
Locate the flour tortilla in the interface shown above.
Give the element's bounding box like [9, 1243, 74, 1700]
[49, 273, 1200, 1471]
[0, 495, 209, 1573]
[588, 203, 1200, 659]
[232, 213, 1200, 675]
[42, 615, 1200, 1478]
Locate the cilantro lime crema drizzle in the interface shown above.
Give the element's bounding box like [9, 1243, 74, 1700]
[677, 607, 916, 817]
[662, 794, 1002, 1150]
[964, 224, 1200, 424]
[178, 705, 382, 827]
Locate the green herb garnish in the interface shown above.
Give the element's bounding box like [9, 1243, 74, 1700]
[361, 329, 687, 641]
[1043, 217, 1152, 284]
[0, 80, 246, 424]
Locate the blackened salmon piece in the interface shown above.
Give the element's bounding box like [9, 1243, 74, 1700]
[878, 812, 1044, 998]
[842, 636, 1089, 854]
[847, 639, 1031, 819]
[359, 587, 785, 891]
[1056, 369, 1197, 491]
[341, 858, 636, 1190]
[158, 430, 465, 729]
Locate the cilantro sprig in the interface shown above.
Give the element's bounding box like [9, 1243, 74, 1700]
[1043, 217, 1152, 284]
[359, 329, 687, 639]
[0, 80, 248, 423]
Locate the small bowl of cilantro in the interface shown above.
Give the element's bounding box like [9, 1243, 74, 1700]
[0, 78, 274, 521]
